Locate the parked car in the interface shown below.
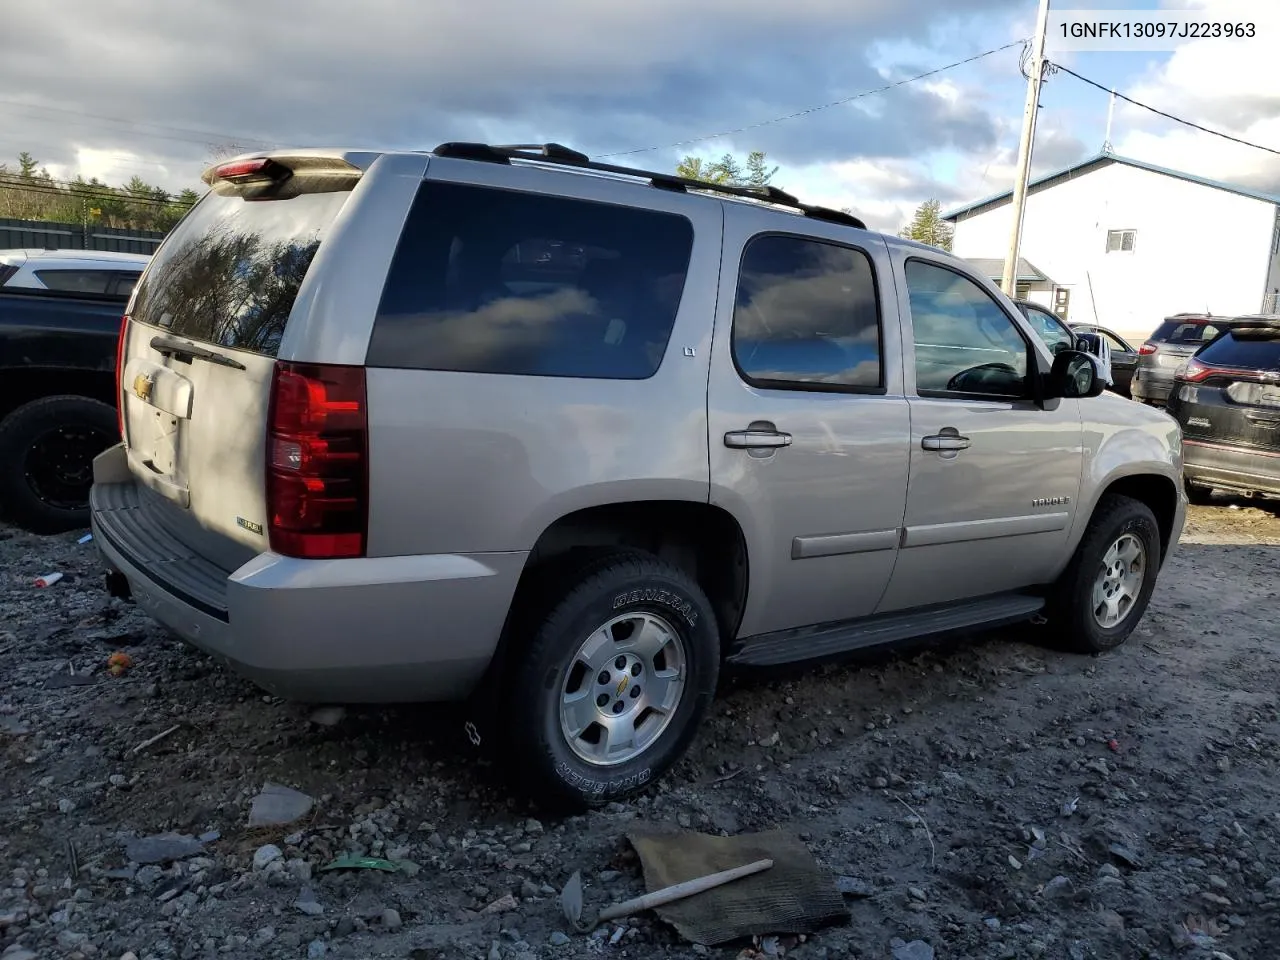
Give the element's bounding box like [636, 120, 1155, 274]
[1071, 324, 1138, 398]
[1132, 313, 1235, 406]
[0, 248, 149, 297]
[91, 144, 1186, 808]
[0, 278, 136, 532]
[1165, 316, 1280, 504]
[1012, 300, 1132, 397]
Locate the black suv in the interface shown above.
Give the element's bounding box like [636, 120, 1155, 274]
[1166, 316, 1280, 504]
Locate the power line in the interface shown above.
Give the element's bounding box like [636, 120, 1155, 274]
[0, 99, 272, 149]
[600, 39, 1027, 158]
[0, 142, 176, 171]
[0, 178, 195, 209]
[0, 164, 199, 194]
[0, 111, 266, 151]
[1051, 62, 1280, 158]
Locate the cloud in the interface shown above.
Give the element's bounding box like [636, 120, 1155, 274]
[15, 0, 1270, 252]
[1109, 0, 1280, 194]
[0, 0, 1024, 193]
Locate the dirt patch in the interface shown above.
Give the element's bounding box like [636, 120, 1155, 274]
[2, 500, 1280, 960]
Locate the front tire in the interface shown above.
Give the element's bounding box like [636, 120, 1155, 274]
[0, 395, 118, 534]
[1047, 494, 1161, 653]
[504, 552, 719, 811]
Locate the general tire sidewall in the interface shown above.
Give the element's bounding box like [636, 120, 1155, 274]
[1076, 508, 1160, 647]
[0, 396, 118, 533]
[521, 567, 718, 808]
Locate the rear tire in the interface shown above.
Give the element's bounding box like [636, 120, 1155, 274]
[503, 551, 719, 812]
[0, 395, 118, 534]
[1184, 480, 1215, 506]
[1046, 494, 1161, 654]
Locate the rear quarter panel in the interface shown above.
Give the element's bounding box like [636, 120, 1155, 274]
[363, 159, 723, 556]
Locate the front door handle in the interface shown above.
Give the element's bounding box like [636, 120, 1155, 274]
[724, 429, 793, 449]
[922, 432, 971, 452]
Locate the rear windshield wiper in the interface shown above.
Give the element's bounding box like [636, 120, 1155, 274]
[149, 335, 246, 370]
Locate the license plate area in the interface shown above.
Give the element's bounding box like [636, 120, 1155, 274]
[123, 357, 194, 504]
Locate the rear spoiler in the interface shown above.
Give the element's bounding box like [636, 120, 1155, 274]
[202, 155, 368, 200]
[201, 153, 370, 187]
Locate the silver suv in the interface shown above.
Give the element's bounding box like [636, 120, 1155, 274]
[91, 144, 1186, 808]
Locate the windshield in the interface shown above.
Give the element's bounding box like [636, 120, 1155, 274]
[1152, 319, 1229, 345]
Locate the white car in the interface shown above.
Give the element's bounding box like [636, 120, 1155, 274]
[0, 248, 151, 297]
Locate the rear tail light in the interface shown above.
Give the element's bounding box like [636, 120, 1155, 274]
[1176, 358, 1209, 382]
[266, 362, 368, 560]
[1138, 342, 1157, 356]
[213, 158, 290, 184]
[115, 314, 129, 436]
[1178, 358, 1264, 384]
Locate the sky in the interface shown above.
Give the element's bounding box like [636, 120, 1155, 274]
[0, 0, 1276, 235]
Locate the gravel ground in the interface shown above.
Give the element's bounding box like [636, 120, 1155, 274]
[3, 499, 1280, 960]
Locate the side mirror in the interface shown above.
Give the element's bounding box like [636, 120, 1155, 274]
[1047, 349, 1106, 399]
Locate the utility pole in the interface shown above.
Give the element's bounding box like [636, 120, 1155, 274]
[1001, 0, 1052, 297]
[1102, 88, 1116, 152]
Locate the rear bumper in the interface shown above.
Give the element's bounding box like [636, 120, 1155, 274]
[1183, 440, 1280, 497]
[1130, 369, 1173, 404]
[90, 449, 527, 703]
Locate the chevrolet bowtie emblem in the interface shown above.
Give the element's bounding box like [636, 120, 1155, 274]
[616, 675, 629, 696]
[132, 373, 154, 402]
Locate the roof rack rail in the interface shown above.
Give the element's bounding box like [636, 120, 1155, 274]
[430, 142, 866, 230]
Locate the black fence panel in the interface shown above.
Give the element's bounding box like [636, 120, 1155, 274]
[0, 218, 165, 255]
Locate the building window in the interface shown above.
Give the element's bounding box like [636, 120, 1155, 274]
[1105, 229, 1136, 253]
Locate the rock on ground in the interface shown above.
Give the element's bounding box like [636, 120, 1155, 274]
[2, 502, 1280, 958]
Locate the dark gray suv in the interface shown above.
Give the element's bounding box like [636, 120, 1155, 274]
[1132, 314, 1235, 405]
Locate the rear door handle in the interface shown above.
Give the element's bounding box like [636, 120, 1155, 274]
[724, 429, 793, 449]
[922, 433, 971, 452]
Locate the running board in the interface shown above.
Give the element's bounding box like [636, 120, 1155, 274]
[727, 593, 1046, 668]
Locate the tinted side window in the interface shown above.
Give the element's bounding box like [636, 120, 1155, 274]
[905, 260, 1029, 398]
[731, 235, 881, 391]
[1096, 329, 1131, 352]
[110, 272, 141, 297]
[369, 182, 694, 379]
[35, 269, 115, 295]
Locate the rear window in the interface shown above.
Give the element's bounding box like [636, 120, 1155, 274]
[1198, 330, 1280, 370]
[35, 269, 118, 295]
[1151, 319, 1229, 344]
[368, 182, 694, 379]
[130, 188, 351, 357]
